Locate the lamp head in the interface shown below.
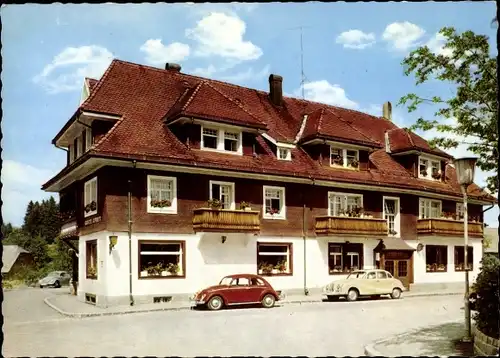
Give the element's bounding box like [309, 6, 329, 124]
[453, 157, 477, 186]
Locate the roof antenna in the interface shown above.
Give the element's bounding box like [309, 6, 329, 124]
[300, 26, 306, 102]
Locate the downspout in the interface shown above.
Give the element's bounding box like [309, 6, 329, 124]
[128, 160, 137, 306]
[303, 178, 313, 296]
[482, 203, 495, 214]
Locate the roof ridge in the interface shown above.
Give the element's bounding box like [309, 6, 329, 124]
[181, 81, 205, 111]
[324, 108, 381, 145]
[80, 59, 118, 110]
[406, 129, 416, 148]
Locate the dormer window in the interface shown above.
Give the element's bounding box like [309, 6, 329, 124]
[419, 156, 441, 180]
[201, 126, 242, 155]
[278, 147, 291, 161]
[330, 146, 359, 169]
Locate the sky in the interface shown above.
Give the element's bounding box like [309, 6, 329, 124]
[1, 2, 498, 228]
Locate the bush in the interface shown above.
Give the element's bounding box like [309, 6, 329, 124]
[472, 255, 500, 339]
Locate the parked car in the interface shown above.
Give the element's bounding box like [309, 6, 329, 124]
[190, 273, 285, 310]
[322, 269, 406, 302]
[38, 271, 71, 288]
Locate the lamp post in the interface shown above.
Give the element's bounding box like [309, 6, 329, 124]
[454, 157, 477, 343]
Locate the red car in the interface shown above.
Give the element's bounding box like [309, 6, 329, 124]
[191, 273, 285, 310]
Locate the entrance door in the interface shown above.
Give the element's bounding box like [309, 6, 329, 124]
[384, 259, 410, 289]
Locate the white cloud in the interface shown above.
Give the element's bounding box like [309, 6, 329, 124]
[1, 160, 57, 226]
[140, 39, 190, 66]
[426, 33, 454, 57]
[33, 45, 113, 94]
[294, 80, 358, 109]
[220, 64, 270, 83]
[336, 30, 376, 49]
[185, 12, 262, 62]
[191, 64, 218, 77]
[382, 22, 425, 51]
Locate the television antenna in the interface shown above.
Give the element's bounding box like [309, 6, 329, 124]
[289, 25, 312, 102]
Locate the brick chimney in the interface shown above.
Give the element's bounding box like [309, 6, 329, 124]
[165, 63, 182, 72]
[269, 74, 283, 106]
[382, 101, 392, 121]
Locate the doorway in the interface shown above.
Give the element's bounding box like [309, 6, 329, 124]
[381, 250, 413, 290]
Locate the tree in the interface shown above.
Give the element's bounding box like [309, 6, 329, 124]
[399, 27, 498, 193]
[473, 255, 499, 339]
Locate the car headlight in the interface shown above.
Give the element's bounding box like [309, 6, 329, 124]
[336, 284, 343, 292]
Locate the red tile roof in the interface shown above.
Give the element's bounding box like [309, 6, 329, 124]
[388, 128, 451, 158]
[85, 78, 98, 93]
[44, 59, 495, 203]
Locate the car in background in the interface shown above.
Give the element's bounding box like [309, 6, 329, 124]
[38, 271, 71, 288]
[190, 273, 285, 311]
[322, 269, 406, 302]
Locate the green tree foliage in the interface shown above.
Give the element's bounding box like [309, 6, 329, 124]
[1, 222, 14, 238]
[472, 255, 499, 339]
[399, 27, 498, 193]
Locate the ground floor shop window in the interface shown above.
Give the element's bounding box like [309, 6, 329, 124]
[328, 243, 363, 274]
[454, 246, 473, 271]
[86, 240, 98, 279]
[257, 243, 292, 276]
[426, 245, 447, 272]
[138, 241, 185, 278]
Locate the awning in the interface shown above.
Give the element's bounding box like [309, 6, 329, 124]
[374, 238, 416, 252]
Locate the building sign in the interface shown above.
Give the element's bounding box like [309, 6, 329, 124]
[84, 216, 102, 226]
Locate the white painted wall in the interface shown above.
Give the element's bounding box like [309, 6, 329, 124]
[406, 237, 483, 284]
[79, 232, 108, 299]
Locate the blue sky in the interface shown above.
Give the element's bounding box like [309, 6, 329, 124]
[1, 2, 498, 227]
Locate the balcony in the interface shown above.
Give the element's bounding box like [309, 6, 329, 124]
[417, 218, 483, 237]
[193, 208, 260, 233]
[315, 216, 388, 236]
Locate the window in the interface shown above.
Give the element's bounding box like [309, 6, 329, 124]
[201, 126, 242, 154]
[76, 135, 83, 158]
[209, 181, 235, 210]
[419, 156, 441, 180]
[263, 186, 286, 219]
[257, 243, 292, 276]
[86, 240, 98, 279]
[419, 198, 442, 219]
[139, 241, 185, 278]
[377, 271, 388, 279]
[328, 192, 363, 216]
[456, 203, 465, 220]
[330, 146, 359, 169]
[383, 197, 400, 236]
[69, 145, 75, 164]
[425, 245, 448, 272]
[277, 147, 291, 161]
[454, 246, 473, 271]
[147, 175, 177, 214]
[85, 127, 92, 151]
[328, 243, 363, 274]
[84, 177, 98, 217]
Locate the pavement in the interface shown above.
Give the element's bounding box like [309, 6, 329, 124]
[42, 286, 463, 318]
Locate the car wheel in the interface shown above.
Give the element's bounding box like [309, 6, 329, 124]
[391, 288, 402, 299]
[54, 281, 61, 288]
[261, 294, 276, 308]
[347, 289, 359, 302]
[39, 285, 43, 289]
[207, 296, 224, 311]
[327, 295, 339, 302]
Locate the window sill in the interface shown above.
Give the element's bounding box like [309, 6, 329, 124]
[138, 275, 186, 280]
[329, 164, 359, 171]
[86, 276, 98, 280]
[258, 272, 293, 277]
[147, 208, 177, 215]
[454, 268, 473, 272]
[84, 210, 98, 218]
[200, 147, 243, 156]
[263, 215, 286, 220]
[425, 270, 448, 273]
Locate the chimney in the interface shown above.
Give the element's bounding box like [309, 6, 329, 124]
[385, 131, 391, 153]
[165, 63, 182, 72]
[269, 74, 283, 106]
[382, 101, 392, 121]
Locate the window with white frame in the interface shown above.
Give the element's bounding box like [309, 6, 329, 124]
[147, 175, 177, 214]
[263, 186, 286, 219]
[69, 145, 75, 164]
[419, 198, 442, 219]
[383, 197, 400, 236]
[139, 241, 185, 278]
[277, 147, 291, 161]
[201, 126, 242, 154]
[419, 156, 441, 180]
[328, 192, 363, 216]
[328, 243, 363, 274]
[209, 181, 235, 210]
[84, 177, 98, 217]
[328, 244, 343, 273]
[85, 127, 92, 151]
[257, 243, 292, 276]
[86, 240, 98, 279]
[330, 146, 359, 169]
[76, 134, 83, 158]
[456, 202, 465, 220]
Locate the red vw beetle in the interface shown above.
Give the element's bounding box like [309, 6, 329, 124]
[191, 273, 285, 310]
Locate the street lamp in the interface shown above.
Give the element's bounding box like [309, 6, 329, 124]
[454, 157, 477, 343]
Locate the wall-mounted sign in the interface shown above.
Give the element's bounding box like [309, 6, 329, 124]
[84, 216, 102, 226]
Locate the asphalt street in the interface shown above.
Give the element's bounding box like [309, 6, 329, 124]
[3, 288, 464, 356]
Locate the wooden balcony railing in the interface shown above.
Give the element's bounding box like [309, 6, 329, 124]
[193, 208, 260, 233]
[417, 218, 483, 237]
[315, 216, 388, 236]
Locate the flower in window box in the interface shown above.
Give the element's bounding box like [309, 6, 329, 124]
[151, 199, 172, 208]
[258, 262, 274, 275]
[420, 169, 428, 176]
[466, 263, 472, 270]
[437, 264, 445, 271]
[84, 204, 92, 213]
[431, 170, 441, 179]
[88, 266, 97, 278]
[274, 260, 287, 273]
[348, 159, 359, 168]
[166, 263, 180, 276]
[240, 201, 251, 211]
[90, 201, 97, 211]
[207, 199, 222, 210]
[332, 155, 344, 166]
[352, 207, 364, 217]
[431, 263, 438, 272]
[267, 208, 280, 216]
[426, 264, 431, 272]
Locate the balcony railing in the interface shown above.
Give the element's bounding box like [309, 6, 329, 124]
[315, 216, 388, 236]
[417, 218, 483, 237]
[193, 208, 260, 233]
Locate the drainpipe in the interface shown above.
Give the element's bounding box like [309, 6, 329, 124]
[303, 178, 313, 296]
[128, 160, 137, 306]
[482, 203, 495, 214]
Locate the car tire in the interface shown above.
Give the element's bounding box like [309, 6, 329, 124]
[391, 288, 402, 299]
[347, 289, 359, 302]
[54, 281, 61, 288]
[261, 294, 276, 308]
[40, 285, 43, 289]
[327, 295, 339, 302]
[207, 296, 224, 311]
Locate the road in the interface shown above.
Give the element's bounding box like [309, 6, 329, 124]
[3, 288, 465, 356]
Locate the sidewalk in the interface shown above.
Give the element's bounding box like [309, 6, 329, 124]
[44, 287, 463, 318]
[364, 320, 474, 357]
